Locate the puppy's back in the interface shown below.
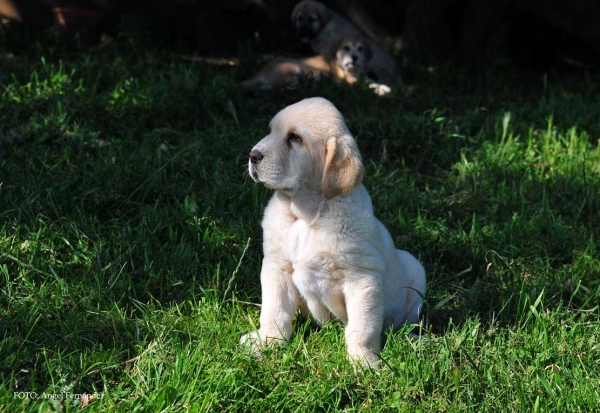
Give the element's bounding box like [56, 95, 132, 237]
[242, 57, 333, 90]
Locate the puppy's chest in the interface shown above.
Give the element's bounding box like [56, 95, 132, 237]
[284, 220, 344, 287]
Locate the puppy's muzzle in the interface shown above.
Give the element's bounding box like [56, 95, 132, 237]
[250, 149, 264, 164]
[248, 149, 262, 182]
[296, 25, 315, 40]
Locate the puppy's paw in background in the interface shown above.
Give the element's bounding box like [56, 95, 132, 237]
[368, 82, 392, 96]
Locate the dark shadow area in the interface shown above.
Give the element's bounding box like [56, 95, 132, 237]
[3, 0, 600, 70]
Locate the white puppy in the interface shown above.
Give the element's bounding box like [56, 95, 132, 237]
[241, 97, 425, 367]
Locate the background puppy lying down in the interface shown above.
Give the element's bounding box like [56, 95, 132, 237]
[241, 97, 426, 367]
[292, 0, 398, 85]
[242, 36, 370, 90]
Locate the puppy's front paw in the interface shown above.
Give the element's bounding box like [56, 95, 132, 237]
[240, 331, 259, 345]
[240, 331, 263, 359]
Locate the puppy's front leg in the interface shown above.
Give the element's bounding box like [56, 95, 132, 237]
[343, 279, 384, 368]
[241, 259, 300, 355]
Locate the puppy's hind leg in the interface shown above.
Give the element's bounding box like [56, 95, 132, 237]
[298, 296, 331, 327]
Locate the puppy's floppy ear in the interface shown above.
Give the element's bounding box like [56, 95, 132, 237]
[322, 134, 364, 200]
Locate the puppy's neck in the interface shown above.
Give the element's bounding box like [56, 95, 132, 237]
[281, 187, 325, 224]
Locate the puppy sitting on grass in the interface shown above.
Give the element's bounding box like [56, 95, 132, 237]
[241, 97, 426, 368]
[241, 35, 372, 90]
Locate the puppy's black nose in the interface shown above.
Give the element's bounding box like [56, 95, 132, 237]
[249, 149, 264, 164]
[351, 53, 359, 62]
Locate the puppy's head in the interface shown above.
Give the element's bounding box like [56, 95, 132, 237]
[249, 97, 363, 200]
[291, 0, 332, 43]
[332, 35, 372, 77]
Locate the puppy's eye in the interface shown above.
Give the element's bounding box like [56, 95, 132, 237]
[343, 46, 351, 52]
[358, 45, 363, 52]
[287, 132, 302, 145]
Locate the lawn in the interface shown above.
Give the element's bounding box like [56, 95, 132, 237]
[1, 25, 599, 412]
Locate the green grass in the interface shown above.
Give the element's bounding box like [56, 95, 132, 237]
[1, 26, 599, 412]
